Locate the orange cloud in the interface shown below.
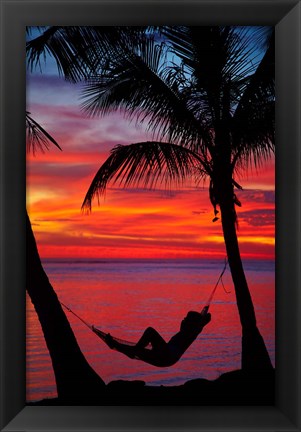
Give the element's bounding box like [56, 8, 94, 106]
[27, 176, 275, 260]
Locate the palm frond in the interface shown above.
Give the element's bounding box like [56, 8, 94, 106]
[231, 30, 275, 170]
[159, 26, 226, 122]
[26, 26, 48, 37]
[26, 26, 147, 83]
[232, 29, 274, 123]
[26, 112, 62, 154]
[162, 26, 273, 119]
[81, 141, 207, 212]
[231, 106, 275, 174]
[81, 35, 212, 153]
[26, 26, 97, 81]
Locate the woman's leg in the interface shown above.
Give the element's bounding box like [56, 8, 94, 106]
[136, 327, 166, 350]
[105, 328, 170, 366]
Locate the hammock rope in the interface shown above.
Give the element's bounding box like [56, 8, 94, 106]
[205, 257, 229, 306]
[60, 258, 229, 349]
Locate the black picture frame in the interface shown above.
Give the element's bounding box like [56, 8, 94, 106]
[1, 0, 300, 430]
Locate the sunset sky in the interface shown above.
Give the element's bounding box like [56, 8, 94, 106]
[26, 37, 275, 261]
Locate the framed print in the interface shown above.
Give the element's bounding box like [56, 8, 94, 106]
[1, 0, 300, 431]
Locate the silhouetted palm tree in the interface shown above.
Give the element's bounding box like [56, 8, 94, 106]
[26, 113, 105, 401]
[27, 26, 275, 371]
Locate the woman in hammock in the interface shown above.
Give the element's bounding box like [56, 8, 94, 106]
[104, 309, 211, 367]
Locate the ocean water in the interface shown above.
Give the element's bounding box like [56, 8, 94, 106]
[26, 258, 275, 402]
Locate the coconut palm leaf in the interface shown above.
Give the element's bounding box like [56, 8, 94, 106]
[26, 26, 101, 81]
[162, 26, 274, 171]
[232, 98, 274, 169]
[26, 26, 149, 83]
[232, 30, 274, 124]
[151, 26, 229, 123]
[27, 26, 118, 82]
[81, 141, 207, 212]
[231, 30, 275, 171]
[162, 26, 273, 119]
[81, 35, 213, 154]
[26, 111, 62, 154]
[26, 26, 48, 36]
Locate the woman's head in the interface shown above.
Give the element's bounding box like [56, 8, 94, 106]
[180, 311, 202, 331]
[187, 311, 202, 320]
[180, 310, 211, 332]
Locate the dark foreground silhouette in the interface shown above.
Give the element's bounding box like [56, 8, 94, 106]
[104, 310, 211, 367]
[26, 304, 275, 406]
[27, 368, 275, 406]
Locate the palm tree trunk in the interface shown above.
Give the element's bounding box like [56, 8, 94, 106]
[26, 212, 105, 401]
[218, 184, 273, 371]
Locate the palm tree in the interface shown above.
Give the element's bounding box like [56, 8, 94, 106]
[27, 26, 275, 371]
[26, 113, 105, 401]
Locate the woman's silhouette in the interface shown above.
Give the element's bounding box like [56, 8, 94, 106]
[105, 309, 211, 367]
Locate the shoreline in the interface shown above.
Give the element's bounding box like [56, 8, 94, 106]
[27, 369, 275, 406]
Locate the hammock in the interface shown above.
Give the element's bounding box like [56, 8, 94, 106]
[60, 258, 229, 351]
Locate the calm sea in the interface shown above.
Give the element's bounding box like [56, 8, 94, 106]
[26, 258, 275, 402]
